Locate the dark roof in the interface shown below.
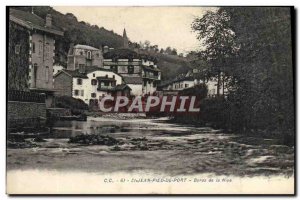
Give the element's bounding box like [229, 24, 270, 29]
[9, 8, 63, 36]
[142, 65, 160, 72]
[103, 48, 139, 59]
[54, 67, 120, 79]
[55, 70, 88, 78]
[158, 79, 174, 87]
[173, 76, 194, 83]
[114, 84, 132, 91]
[85, 66, 113, 74]
[123, 76, 143, 84]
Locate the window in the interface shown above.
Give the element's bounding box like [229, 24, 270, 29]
[77, 78, 82, 85]
[74, 90, 79, 96]
[185, 84, 189, 88]
[81, 90, 84, 96]
[96, 53, 99, 57]
[79, 64, 85, 73]
[128, 65, 134, 74]
[80, 51, 83, 55]
[15, 45, 20, 54]
[91, 93, 96, 98]
[87, 51, 92, 59]
[32, 42, 35, 53]
[45, 43, 50, 59]
[93, 73, 95, 77]
[38, 41, 43, 55]
[45, 66, 49, 83]
[91, 79, 97, 85]
[113, 75, 115, 79]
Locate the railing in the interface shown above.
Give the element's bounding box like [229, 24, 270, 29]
[8, 90, 45, 103]
[103, 61, 142, 66]
[97, 86, 115, 91]
[143, 74, 159, 80]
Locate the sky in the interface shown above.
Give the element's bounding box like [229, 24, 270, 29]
[53, 6, 216, 54]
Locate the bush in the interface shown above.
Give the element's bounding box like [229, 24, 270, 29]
[54, 96, 88, 114]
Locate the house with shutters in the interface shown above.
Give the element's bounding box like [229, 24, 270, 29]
[53, 66, 130, 105]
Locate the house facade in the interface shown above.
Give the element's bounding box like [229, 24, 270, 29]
[9, 9, 63, 91]
[103, 48, 161, 96]
[158, 70, 226, 98]
[9, 8, 64, 107]
[54, 67, 125, 105]
[67, 44, 103, 71]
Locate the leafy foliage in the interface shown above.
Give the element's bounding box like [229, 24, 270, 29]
[8, 22, 30, 90]
[191, 7, 294, 143]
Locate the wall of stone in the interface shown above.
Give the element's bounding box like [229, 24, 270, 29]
[30, 33, 55, 90]
[53, 72, 72, 96]
[7, 101, 46, 121]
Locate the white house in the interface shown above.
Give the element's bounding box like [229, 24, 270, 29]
[54, 66, 126, 105]
[158, 70, 227, 97]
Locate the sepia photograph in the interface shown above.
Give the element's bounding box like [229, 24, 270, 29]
[6, 5, 295, 195]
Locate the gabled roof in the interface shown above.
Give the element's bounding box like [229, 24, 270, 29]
[123, 76, 143, 84]
[9, 8, 63, 36]
[114, 84, 131, 91]
[103, 48, 139, 59]
[54, 69, 88, 78]
[74, 44, 99, 51]
[142, 65, 161, 72]
[85, 66, 115, 74]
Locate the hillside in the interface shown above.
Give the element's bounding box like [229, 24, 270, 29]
[11, 6, 191, 81]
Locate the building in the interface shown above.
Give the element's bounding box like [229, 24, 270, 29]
[54, 66, 128, 105]
[53, 64, 64, 76]
[9, 8, 64, 107]
[103, 49, 161, 96]
[102, 29, 161, 96]
[158, 69, 226, 98]
[67, 44, 103, 70]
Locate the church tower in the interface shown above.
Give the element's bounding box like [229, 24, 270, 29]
[123, 28, 129, 48]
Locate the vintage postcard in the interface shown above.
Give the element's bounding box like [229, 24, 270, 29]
[6, 6, 295, 195]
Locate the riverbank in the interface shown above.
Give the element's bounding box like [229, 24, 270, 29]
[7, 117, 294, 176]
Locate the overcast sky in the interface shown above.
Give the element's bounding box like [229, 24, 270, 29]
[53, 6, 216, 54]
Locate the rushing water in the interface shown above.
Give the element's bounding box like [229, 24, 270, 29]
[7, 116, 294, 177]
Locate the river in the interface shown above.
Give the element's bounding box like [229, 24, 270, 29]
[6, 115, 295, 194]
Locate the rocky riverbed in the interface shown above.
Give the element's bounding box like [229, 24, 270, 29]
[7, 116, 294, 177]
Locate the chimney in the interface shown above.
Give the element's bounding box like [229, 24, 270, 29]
[103, 46, 109, 53]
[45, 14, 52, 27]
[68, 43, 74, 55]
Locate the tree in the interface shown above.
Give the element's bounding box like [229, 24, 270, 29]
[191, 7, 294, 143]
[192, 9, 237, 96]
[171, 48, 177, 55]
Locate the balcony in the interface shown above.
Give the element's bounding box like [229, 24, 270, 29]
[142, 74, 159, 80]
[103, 61, 142, 66]
[97, 86, 115, 91]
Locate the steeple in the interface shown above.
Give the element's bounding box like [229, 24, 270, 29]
[123, 28, 129, 48]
